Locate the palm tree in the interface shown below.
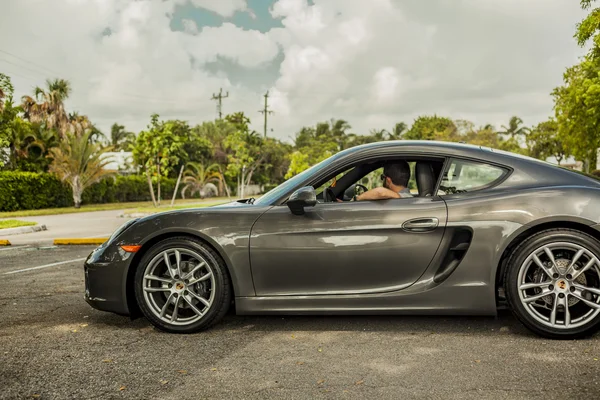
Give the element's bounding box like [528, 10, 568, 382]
[499, 116, 529, 138]
[181, 162, 224, 199]
[110, 123, 135, 150]
[48, 130, 114, 208]
[21, 78, 71, 137]
[67, 112, 91, 136]
[390, 122, 408, 139]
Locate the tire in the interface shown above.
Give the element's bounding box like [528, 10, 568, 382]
[134, 236, 231, 333]
[505, 229, 600, 339]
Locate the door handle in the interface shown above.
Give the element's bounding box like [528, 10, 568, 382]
[402, 218, 439, 232]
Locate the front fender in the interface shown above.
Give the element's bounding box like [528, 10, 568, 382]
[114, 205, 273, 298]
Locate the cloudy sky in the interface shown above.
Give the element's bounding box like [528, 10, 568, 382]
[0, 0, 588, 142]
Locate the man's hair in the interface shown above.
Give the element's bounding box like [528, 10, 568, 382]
[383, 161, 410, 187]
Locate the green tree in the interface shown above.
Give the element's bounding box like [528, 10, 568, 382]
[132, 114, 187, 206]
[0, 77, 40, 171]
[0, 73, 15, 167]
[527, 119, 569, 164]
[284, 121, 342, 178]
[552, 55, 600, 172]
[576, 0, 600, 55]
[404, 115, 457, 141]
[21, 78, 71, 137]
[455, 120, 521, 153]
[224, 126, 263, 197]
[48, 130, 114, 208]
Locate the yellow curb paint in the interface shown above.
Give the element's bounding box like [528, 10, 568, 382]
[0, 240, 11, 246]
[53, 238, 108, 245]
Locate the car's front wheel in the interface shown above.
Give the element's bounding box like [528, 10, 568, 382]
[134, 237, 231, 333]
[505, 229, 600, 339]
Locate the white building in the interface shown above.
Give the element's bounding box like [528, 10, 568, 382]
[100, 151, 135, 173]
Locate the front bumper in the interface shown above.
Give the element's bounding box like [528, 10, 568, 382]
[83, 243, 135, 316]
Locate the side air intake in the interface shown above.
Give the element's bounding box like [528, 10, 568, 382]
[433, 228, 473, 283]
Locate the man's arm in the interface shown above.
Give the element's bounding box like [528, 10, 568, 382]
[356, 187, 401, 201]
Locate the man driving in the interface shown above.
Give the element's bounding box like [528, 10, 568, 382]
[356, 161, 413, 201]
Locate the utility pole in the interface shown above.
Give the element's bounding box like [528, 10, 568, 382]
[258, 90, 274, 138]
[210, 88, 229, 119]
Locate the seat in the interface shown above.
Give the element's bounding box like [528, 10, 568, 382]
[415, 162, 435, 197]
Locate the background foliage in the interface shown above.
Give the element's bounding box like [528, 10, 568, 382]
[0, 171, 177, 211]
[2, 1, 600, 210]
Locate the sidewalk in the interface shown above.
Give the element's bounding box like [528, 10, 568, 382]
[0, 210, 135, 246]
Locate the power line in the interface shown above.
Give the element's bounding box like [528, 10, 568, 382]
[0, 49, 62, 77]
[210, 88, 229, 119]
[258, 90, 273, 138]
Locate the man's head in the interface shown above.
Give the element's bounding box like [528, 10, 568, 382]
[382, 161, 410, 190]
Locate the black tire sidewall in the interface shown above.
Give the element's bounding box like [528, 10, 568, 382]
[134, 237, 230, 333]
[505, 229, 600, 339]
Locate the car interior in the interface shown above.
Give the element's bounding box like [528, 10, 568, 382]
[313, 157, 446, 202]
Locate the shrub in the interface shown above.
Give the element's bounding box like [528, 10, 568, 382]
[0, 172, 179, 211]
[0, 171, 71, 211]
[591, 170, 600, 178]
[81, 175, 177, 204]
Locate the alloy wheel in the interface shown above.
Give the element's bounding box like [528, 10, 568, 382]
[517, 242, 600, 329]
[142, 248, 216, 326]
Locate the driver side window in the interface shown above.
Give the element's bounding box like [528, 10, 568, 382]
[359, 164, 418, 195]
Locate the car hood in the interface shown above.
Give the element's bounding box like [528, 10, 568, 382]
[210, 199, 255, 208]
[134, 198, 260, 225]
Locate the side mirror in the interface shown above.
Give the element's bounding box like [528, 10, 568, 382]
[287, 186, 317, 215]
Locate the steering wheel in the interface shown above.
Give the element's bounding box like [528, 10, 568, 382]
[355, 184, 368, 196]
[325, 188, 338, 203]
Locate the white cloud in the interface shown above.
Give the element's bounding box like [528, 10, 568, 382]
[0, 0, 276, 134]
[265, 0, 587, 137]
[0, 0, 589, 142]
[181, 19, 199, 35]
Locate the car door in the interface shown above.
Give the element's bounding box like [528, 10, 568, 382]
[249, 196, 447, 296]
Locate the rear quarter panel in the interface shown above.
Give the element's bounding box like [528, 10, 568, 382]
[443, 185, 600, 289]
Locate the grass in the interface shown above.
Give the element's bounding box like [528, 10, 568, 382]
[0, 219, 37, 229]
[0, 197, 232, 218]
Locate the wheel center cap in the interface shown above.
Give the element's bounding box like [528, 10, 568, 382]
[175, 282, 185, 291]
[556, 279, 568, 291]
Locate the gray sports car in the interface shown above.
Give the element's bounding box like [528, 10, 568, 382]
[84, 141, 600, 339]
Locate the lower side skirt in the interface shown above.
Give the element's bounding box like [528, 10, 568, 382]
[234, 285, 497, 317]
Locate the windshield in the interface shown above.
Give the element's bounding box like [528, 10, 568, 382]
[254, 156, 334, 205]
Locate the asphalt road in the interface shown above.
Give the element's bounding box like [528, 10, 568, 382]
[1, 245, 600, 399]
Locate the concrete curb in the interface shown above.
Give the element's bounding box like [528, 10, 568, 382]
[53, 238, 108, 245]
[0, 224, 47, 236]
[0, 240, 11, 246]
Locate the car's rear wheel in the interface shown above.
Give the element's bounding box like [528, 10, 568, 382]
[505, 229, 600, 339]
[134, 236, 231, 333]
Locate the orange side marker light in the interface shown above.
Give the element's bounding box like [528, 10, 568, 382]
[121, 245, 142, 253]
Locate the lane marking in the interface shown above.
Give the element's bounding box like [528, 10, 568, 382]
[3, 257, 86, 275]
